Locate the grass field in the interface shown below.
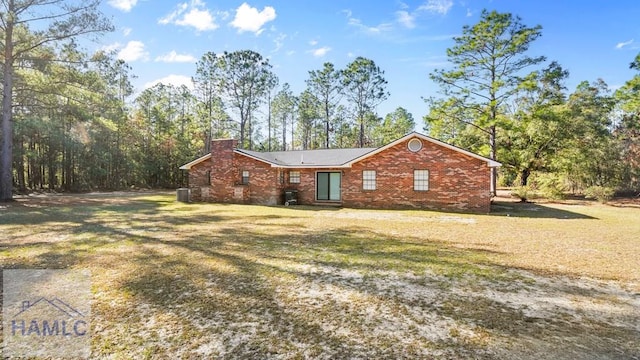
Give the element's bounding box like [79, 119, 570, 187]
[0, 192, 638, 359]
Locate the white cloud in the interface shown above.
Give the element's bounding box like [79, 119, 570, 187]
[123, 27, 132, 36]
[273, 33, 287, 53]
[117, 41, 148, 62]
[101, 42, 122, 53]
[230, 3, 277, 34]
[351, 19, 393, 34]
[155, 51, 197, 63]
[395, 1, 453, 29]
[159, 3, 187, 24]
[159, 2, 190, 24]
[309, 46, 331, 57]
[108, 0, 137, 12]
[144, 75, 194, 90]
[396, 10, 416, 29]
[466, 8, 473, 17]
[159, 0, 219, 32]
[418, 0, 453, 15]
[309, 40, 318, 46]
[616, 39, 634, 49]
[177, 8, 218, 31]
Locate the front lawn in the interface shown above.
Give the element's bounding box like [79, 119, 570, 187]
[0, 193, 638, 359]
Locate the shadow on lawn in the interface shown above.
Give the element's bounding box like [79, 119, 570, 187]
[112, 231, 499, 357]
[490, 201, 596, 219]
[113, 226, 638, 358]
[283, 200, 596, 221]
[0, 196, 637, 358]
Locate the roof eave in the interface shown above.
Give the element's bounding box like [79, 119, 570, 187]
[234, 149, 280, 166]
[345, 132, 502, 168]
[179, 153, 211, 170]
[271, 164, 352, 169]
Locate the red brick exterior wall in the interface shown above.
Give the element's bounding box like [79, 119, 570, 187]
[189, 139, 283, 205]
[344, 138, 491, 212]
[281, 168, 345, 206]
[188, 137, 492, 212]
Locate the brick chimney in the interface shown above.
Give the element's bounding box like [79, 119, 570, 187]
[210, 139, 238, 156]
[210, 139, 238, 201]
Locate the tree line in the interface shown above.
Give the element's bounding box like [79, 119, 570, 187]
[425, 10, 639, 197]
[0, 1, 412, 196]
[191, 50, 411, 153]
[0, 4, 637, 199]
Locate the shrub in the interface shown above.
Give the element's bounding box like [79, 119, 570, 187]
[511, 186, 537, 202]
[536, 173, 566, 200]
[584, 186, 615, 203]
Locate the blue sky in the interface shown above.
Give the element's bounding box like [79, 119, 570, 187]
[98, 0, 640, 125]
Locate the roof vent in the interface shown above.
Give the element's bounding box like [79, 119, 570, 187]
[407, 138, 423, 152]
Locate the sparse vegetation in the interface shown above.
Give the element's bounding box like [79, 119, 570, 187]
[535, 173, 567, 200]
[584, 185, 616, 203]
[510, 185, 537, 202]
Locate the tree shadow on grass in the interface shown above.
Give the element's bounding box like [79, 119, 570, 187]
[113, 225, 639, 358]
[490, 201, 596, 219]
[0, 196, 637, 358]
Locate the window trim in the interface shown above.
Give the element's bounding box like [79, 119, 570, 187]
[414, 169, 429, 191]
[408, 138, 423, 152]
[289, 170, 301, 184]
[362, 170, 376, 190]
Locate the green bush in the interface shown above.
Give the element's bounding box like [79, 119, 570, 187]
[498, 171, 517, 187]
[511, 186, 537, 202]
[536, 173, 566, 200]
[584, 186, 615, 203]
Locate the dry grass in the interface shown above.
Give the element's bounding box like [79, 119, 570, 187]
[0, 192, 638, 359]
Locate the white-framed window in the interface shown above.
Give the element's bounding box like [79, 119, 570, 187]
[241, 170, 249, 184]
[408, 138, 423, 152]
[289, 171, 301, 184]
[414, 169, 429, 191]
[362, 170, 376, 190]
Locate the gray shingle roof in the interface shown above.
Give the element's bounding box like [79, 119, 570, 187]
[236, 147, 377, 167]
[180, 132, 502, 170]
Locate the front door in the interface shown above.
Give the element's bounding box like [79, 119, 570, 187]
[316, 172, 341, 201]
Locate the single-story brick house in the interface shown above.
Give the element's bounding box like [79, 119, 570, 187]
[179, 132, 501, 212]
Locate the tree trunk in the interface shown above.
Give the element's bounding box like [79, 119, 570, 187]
[281, 115, 286, 151]
[359, 116, 365, 148]
[520, 168, 530, 186]
[239, 117, 246, 150]
[267, 93, 272, 151]
[290, 115, 295, 150]
[0, 13, 14, 201]
[489, 125, 497, 197]
[16, 136, 26, 193]
[325, 103, 330, 149]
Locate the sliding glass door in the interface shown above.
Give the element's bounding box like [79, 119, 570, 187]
[316, 172, 341, 201]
